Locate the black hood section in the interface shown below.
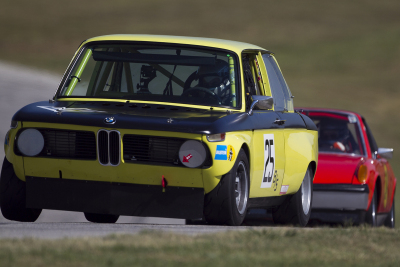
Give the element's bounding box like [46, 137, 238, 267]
[13, 101, 307, 134]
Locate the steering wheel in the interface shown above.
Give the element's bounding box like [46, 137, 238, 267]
[181, 86, 221, 104]
[183, 71, 198, 91]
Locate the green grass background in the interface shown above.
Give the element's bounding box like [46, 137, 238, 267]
[1, 0, 399, 222]
[1, 228, 400, 267]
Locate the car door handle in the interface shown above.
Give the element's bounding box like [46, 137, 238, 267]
[274, 119, 286, 125]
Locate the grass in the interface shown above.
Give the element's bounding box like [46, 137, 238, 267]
[1, 0, 400, 229]
[1, 227, 400, 267]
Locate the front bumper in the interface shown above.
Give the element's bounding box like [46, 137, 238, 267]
[26, 176, 204, 219]
[312, 184, 369, 210]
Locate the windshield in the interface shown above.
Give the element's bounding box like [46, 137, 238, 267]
[308, 111, 365, 155]
[58, 43, 239, 108]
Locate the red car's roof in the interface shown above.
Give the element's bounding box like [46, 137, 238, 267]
[296, 107, 361, 118]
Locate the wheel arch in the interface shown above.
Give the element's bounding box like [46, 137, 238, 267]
[240, 142, 251, 168]
[309, 160, 317, 180]
[368, 176, 381, 210]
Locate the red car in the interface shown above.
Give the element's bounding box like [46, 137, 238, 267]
[297, 108, 396, 227]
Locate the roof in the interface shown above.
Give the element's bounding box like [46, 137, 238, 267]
[81, 34, 268, 54]
[296, 107, 361, 118]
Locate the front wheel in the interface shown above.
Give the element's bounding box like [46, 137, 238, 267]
[384, 197, 395, 228]
[272, 166, 313, 227]
[365, 189, 377, 226]
[203, 149, 249, 226]
[0, 157, 42, 222]
[84, 212, 119, 223]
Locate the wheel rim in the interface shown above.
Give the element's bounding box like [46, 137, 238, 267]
[389, 204, 395, 227]
[371, 196, 377, 226]
[235, 161, 248, 215]
[301, 170, 312, 215]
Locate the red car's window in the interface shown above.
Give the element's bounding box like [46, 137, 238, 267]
[308, 113, 365, 155]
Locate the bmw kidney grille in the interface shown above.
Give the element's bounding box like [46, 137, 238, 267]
[97, 129, 121, 166]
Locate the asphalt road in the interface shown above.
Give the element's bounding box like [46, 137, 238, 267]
[0, 61, 185, 228]
[0, 222, 258, 239]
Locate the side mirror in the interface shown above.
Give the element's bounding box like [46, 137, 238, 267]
[248, 95, 273, 116]
[376, 148, 393, 160]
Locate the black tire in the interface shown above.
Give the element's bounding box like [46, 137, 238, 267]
[272, 166, 313, 227]
[84, 212, 119, 223]
[0, 157, 42, 222]
[365, 189, 378, 226]
[384, 197, 395, 228]
[203, 149, 249, 226]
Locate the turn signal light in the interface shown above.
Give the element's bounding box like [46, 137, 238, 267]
[207, 133, 226, 142]
[357, 165, 368, 183]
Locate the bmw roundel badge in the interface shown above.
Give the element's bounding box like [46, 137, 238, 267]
[104, 117, 116, 124]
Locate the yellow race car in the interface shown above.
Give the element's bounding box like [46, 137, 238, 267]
[2, 35, 318, 226]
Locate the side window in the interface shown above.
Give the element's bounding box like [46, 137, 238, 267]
[242, 54, 258, 109]
[362, 118, 378, 155]
[262, 54, 293, 112]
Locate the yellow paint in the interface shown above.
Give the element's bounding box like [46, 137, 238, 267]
[383, 165, 388, 208]
[282, 129, 318, 193]
[65, 49, 92, 96]
[228, 55, 236, 106]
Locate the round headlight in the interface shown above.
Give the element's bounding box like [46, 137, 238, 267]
[179, 140, 207, 168]
[17, 129, 45, 156]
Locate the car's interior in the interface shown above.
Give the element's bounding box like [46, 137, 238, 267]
[309, 112, 365, 155]
[59, 44, 240, 108]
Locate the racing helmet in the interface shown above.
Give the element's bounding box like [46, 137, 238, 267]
[197, 59, 229, 89]
[318, 118, 350, 147]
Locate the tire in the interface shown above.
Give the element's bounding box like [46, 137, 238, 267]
[84, 212, 119, 223]
[272, 166, 313, 227]
[384, 197, 395, 228]
[365, 189, 377, 226]
[0, 157, 42, 222]
[203, 149, 249, 226]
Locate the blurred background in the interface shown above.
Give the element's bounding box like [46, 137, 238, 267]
[0, 0, 399, 225]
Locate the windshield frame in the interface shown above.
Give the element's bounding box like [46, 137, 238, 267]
[55, 41, 242, 110]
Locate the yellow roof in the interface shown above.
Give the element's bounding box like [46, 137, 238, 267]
[82, 34, 268, 54]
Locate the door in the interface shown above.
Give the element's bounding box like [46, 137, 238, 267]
[261, 53, 311, 195]
[242, 52, 286, 198]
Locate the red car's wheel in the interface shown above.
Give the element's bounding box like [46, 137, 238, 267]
[384, 197, 395, 228]
[366, 189, 377, 226]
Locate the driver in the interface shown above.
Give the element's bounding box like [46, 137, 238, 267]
[318, 118, 353, 153]
[196, 59, 231, 104]
[197, 59, 229, 88]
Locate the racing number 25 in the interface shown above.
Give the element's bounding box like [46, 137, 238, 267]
[261, 134, 275, 188]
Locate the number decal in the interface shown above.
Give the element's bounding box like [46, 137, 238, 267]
[261, 134, 275, 188]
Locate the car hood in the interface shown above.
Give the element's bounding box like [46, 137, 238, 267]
[314, 153, 364, 184]
[12, 101, 282, 134]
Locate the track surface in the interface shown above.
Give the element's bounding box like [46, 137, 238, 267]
[0, 222, 258, 239]
[0, 61, 185, 229]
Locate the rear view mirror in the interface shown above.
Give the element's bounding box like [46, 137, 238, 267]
[376, 148, 393, 160]
[248, 95, 273, 115]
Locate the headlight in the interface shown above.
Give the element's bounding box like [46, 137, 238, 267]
[179, 140, 207, 168]
[17, 129, 45, 156]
